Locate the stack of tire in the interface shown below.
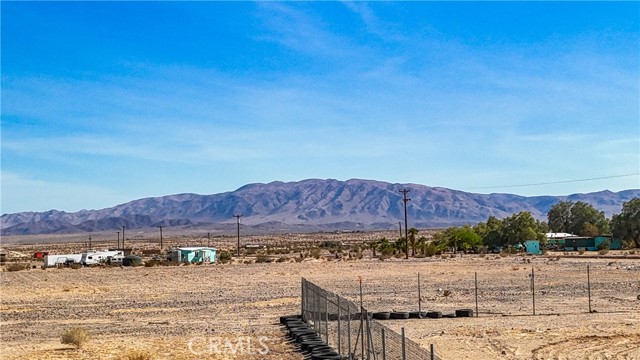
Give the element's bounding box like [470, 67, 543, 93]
[280, 315, 342, 360]
[371, 309, 473, 320]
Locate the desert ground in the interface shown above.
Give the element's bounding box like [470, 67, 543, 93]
[1, 232, 639, 360]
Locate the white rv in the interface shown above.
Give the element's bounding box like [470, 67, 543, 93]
[44, 253, 83, 268]
[81, 250, 124, 265]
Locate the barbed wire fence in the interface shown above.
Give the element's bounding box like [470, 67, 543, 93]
[301, 277, 441, 360]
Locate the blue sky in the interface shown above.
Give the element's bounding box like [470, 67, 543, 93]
[2, 2, 639, 214]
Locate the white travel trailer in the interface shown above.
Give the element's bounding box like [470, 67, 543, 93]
[44, 253, 83, 268]
[81, 250, 124, 265]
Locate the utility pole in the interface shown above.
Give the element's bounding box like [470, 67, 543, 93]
[234, 214, 243, 257]
[207, 232, 211, 247]
[122, 226, 126, 252]
[400, 189, 411, 259]
[117, 231, 120, 250]
[158, 225, 164, 251]
[88, 235, 92, 249]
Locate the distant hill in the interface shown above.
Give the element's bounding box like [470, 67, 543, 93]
[2, 178, 638, 235]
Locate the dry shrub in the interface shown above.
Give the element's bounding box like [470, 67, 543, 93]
[255, 254, 272, 263]
[6, 263, 29, 272]
[598, 249, 609, 255]
[578, 249, 585, 255]
[144, 260, 161, 267]
[61, 327, 90, 349]
[120, 349, 155, 360]
[310, 248, 321, 259]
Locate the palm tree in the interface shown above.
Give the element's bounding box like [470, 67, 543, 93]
[408, 228, 419, 256]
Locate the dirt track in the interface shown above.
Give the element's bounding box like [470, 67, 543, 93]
[1, 254, 639, 359]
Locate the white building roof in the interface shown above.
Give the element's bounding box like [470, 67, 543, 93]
[177, 247, 217, 251]
[546, 232, 578, 238]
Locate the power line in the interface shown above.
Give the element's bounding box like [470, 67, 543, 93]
[467, 173, 640, 190]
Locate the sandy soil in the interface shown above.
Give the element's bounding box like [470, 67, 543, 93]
[1, 251, 639, 359]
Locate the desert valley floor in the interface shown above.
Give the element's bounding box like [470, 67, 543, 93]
[1, 250, 640, 360]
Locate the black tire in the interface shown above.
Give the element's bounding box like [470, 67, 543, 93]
[426, 311, 442, 319]
[409, 311, 427, 319]
[372, 312, 391, 320]
[442, 313, 457, 318]
[390, 311, 410, 319]
[307, 344, 333, 353]
[286, 322, 308, 330]
[455, 309, 474, 317]
[296, 333, 321, 343]
[280, 314, 301, 324]
[300, 340, 326, 351]
[289, 329, 316, 339]
[311, 353, 341, 360]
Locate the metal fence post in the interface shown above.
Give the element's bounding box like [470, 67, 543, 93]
[324, 292, 329, 346]
[418, 272, 422, 316]
[381, 327, 386, 360]
[337, 297, 342, 355]
[587, 264, 592, 313]
[430, 343, 435, 360]
[531, 267, 536, 316]
[475, 271, 479, 317]
[347, 305, 352, 360]
[401, 327, 407, 360]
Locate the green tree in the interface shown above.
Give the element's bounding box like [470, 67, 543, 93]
[377, 237, 395, 256]
[451, 225, 482, 252]
[548, 200, 573, 233]
[476, 216, 505, 249]
[569, 201, 609, 236]
[394, 237, 407, 254]
[501, 211, 541, 247]
[408, 227, 419, 256]
[548, 200, 609, 236]
[611, 198, 640, 248]
[416, 236, 428, 255]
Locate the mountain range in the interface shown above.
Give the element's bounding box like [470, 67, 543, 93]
[2, 178, 639, 236]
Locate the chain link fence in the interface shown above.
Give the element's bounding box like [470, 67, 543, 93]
[301, 278, 441, 360]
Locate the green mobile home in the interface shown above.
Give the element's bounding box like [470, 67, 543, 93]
[170, 247, 217, 264]
[564, 236, 621, 251]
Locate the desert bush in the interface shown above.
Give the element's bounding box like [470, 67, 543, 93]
[578, 249, 585, 255]
[499, 252, 508, 258]
[630, 250, 636, 255]
[69, 262, 83, 269]
[276, 256, 288, 263]
[598, 248, 609, 255]
[319, 240, 342, 249]
[425, 244, 437, 257]
[61, 327, 90, 349]
[310, 248, 321, 259]
[255, 254, 272, 263]
[218, 251, 232, 264]
[144, 260, 161, 267]
[120, 349, 155, 360]
[6, 263, 29, 272]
